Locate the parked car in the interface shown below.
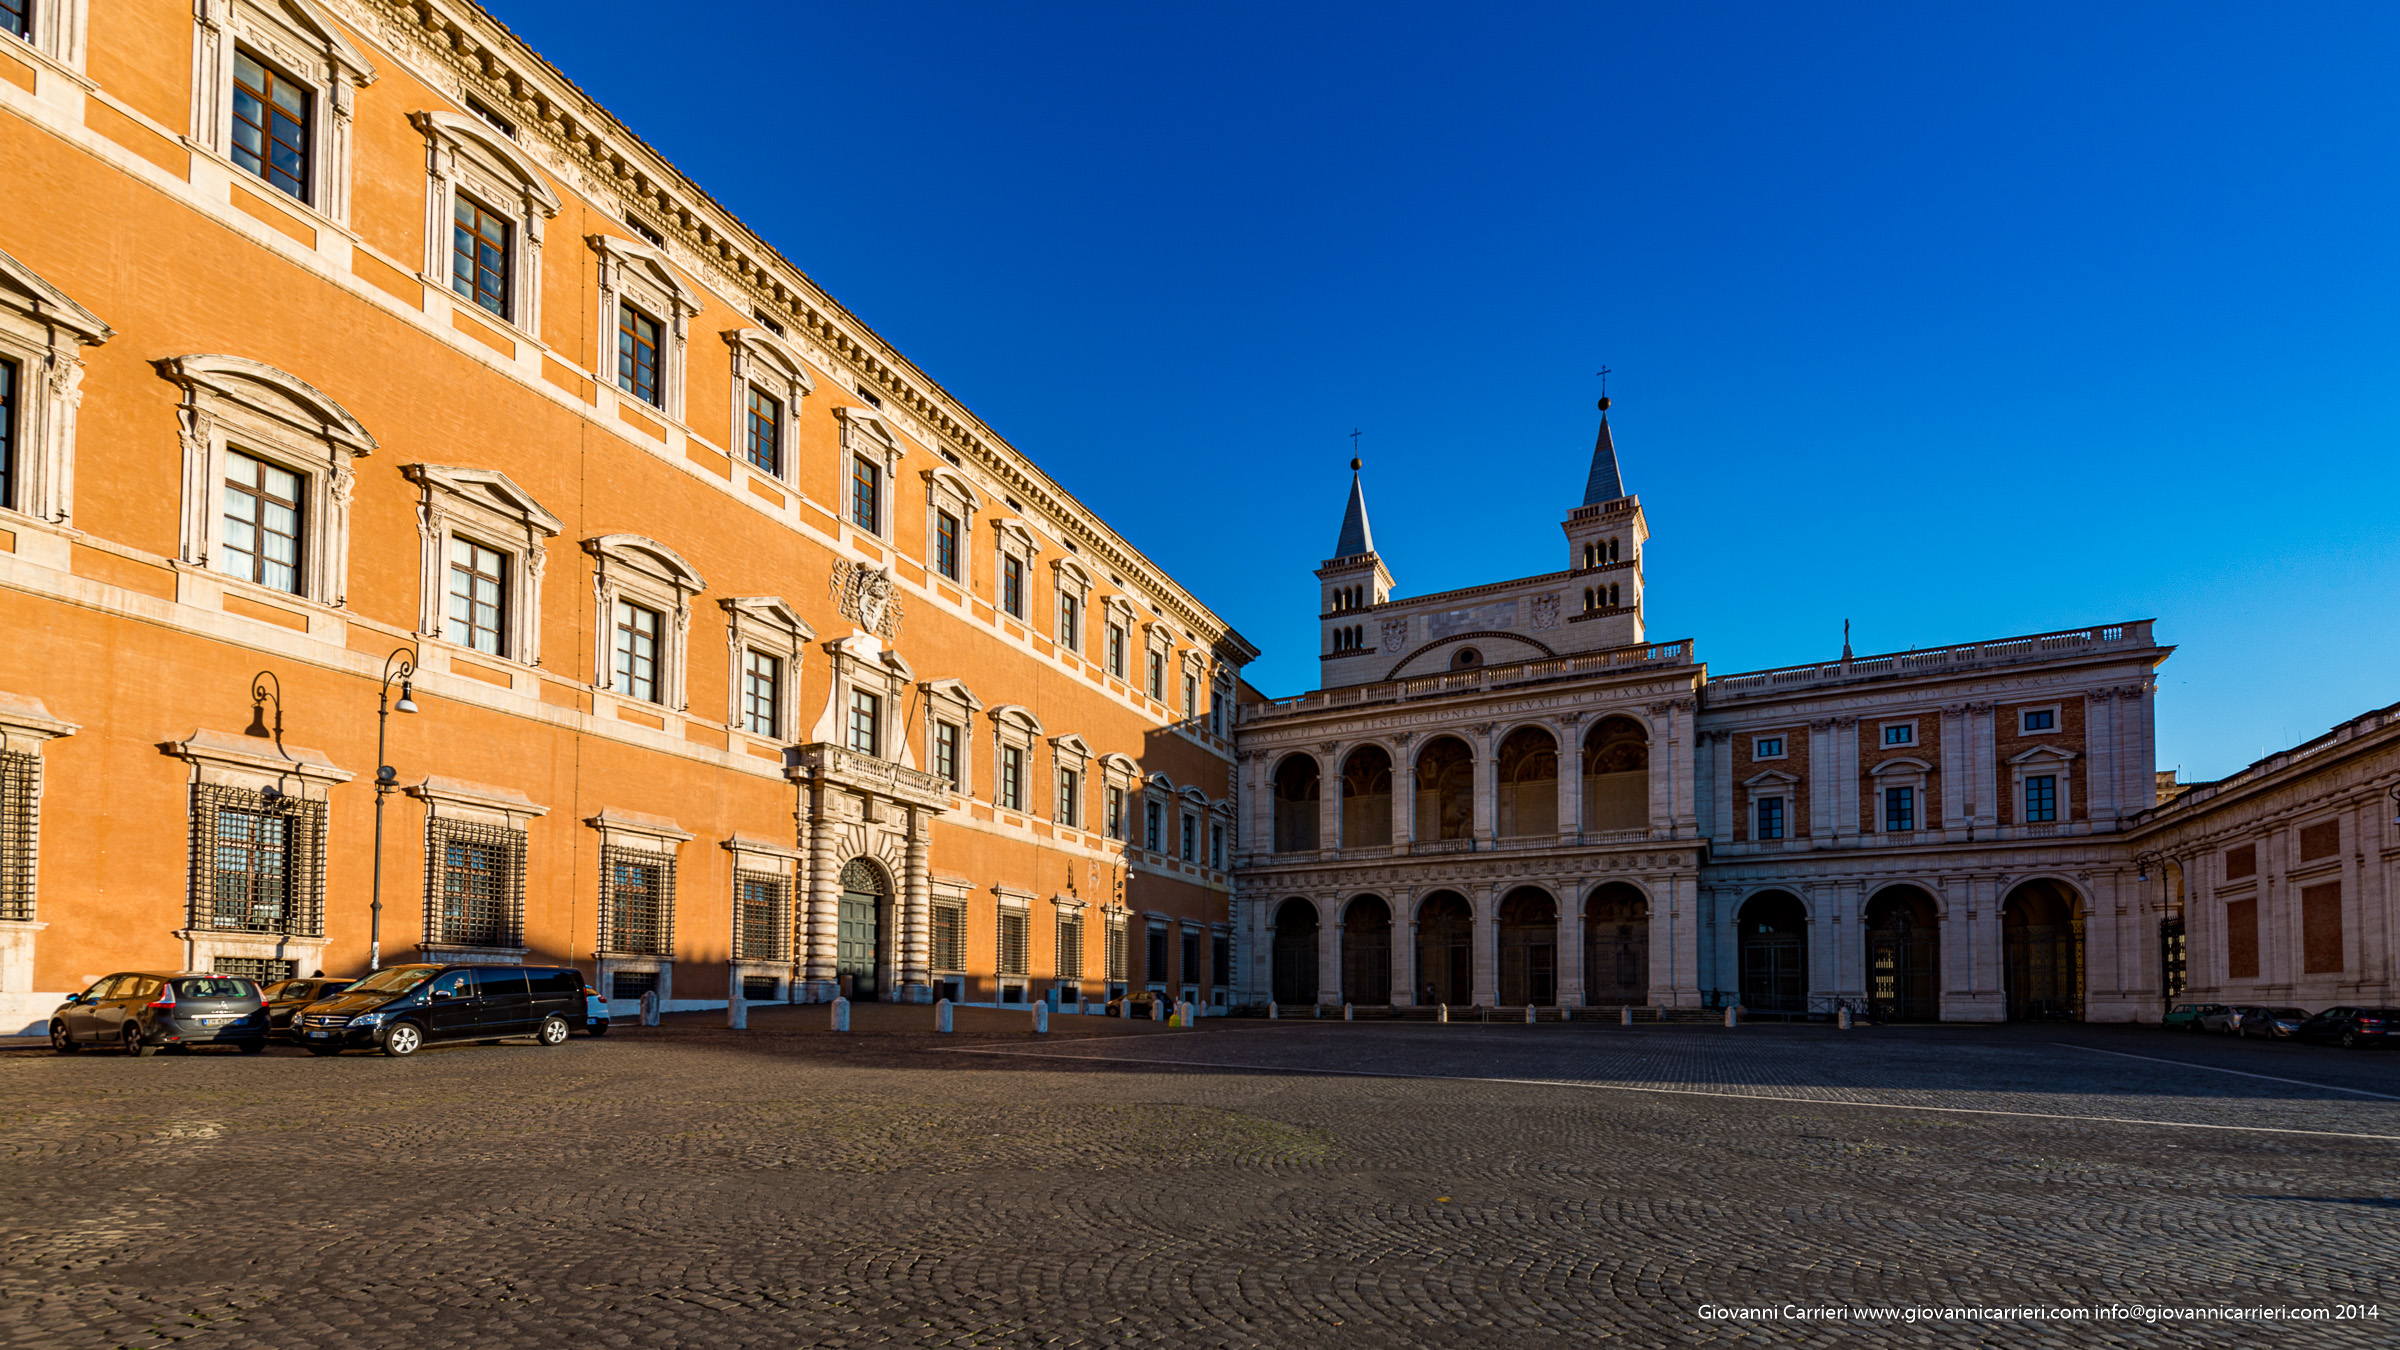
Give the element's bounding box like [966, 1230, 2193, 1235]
[583, 975, 610, 1037]
[49, 972, 268, 1056]
[260, 976, 357, 1040]
[2163, 1003, 2214, 1031]
[295, 963, 588, 1056]
[2294, 1007, 2400, 1050]
[2196, 1004, 2257, 1034]
[1105, 991, 1166, 1018]
[2237, 1006, 2310, 1039]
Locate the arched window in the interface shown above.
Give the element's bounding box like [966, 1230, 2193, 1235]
[1450, 647, 1481, 670]
[1413, 737, 1474, 841]
[1608, 538, 1620, 562]
[1581, 716, 1649, 832]
[1271, 755, 1321, 852]
[1339, 745, 1393, 847]
[1583, 588, 1595, 610]
[1608, 583, 1620, 607]
[1496, 727, 1559, 837]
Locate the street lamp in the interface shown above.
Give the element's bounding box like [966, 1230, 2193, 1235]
[245, 670, 297, 802]
[369, 647, 420, 972]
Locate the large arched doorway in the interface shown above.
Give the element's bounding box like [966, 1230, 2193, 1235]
[1415, 891, 1474, 1005]
[1496, 728, 1558, 837]
[1341, 895, 1392, 1005]
[1864, 885, 1940, 1022]
[1738, 890, 1808, 1015]
[1496, 887, 1558, 1006]
[837, 858, 889, 1002]
[2003, 879, 2084, 1021]
[1414, 738, 1474, 841]
[1341, 746, 1393, 847]
[1583, 882, 1649, 1006]
[1582, 716, 1649, 833]
[1271, 898, 1319, 1005]
[1272, 755, 1321, 853]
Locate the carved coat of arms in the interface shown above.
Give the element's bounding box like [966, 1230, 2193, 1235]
[830, 561, 903, 639]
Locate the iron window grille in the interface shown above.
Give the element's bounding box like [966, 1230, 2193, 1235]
[932, 901, 966, 973]
[190, 783, 326, 937]
[734, 870, 790, 962]
[610, 968, 659, 1000]
[1056, 913, 1083, 982]
[997, 909, 1028, 977]
[423, 817, 526, 948]
[741, 974, 780, 1001]
[213, 956, 296, 983]
[0, 749, 36, 921]
[1106, 915, 1128, 982]
[598, 845, 675, 957]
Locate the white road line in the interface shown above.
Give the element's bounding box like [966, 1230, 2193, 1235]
[2050, 1042, 2400, 1102]
[942, 1045, 2400, 1142]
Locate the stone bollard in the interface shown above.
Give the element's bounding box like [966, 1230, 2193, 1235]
[1438, 1003, 1449, 1024]
[1526, 1004, 1537, 1025]
[1268, 1001, 1279, 1020]
[936, 998, 954, 1033]
[1312, 1002, 1322, 1019]
[1120, 997, 1132, 1020]
[1724, 1005, 1740, 1029]
[1152, 996, 1166, 1023]
[1838, 1005, 1853, 1031]
[831, 996, 851, 1032]
[1344, 1003, 1354, 1022]
[640, 990, 660, 1027]
[1621, 1005, 1633, 1027]
[1033, 1002, 1049, 1035]
[727, 987, 747, 1030]
[1561, 1006, 1571, 1022]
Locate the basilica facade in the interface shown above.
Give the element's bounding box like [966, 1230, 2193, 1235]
[1231, 408, 2188, 1021]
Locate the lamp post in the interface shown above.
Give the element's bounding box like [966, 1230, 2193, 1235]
[369, 647, 420, 972]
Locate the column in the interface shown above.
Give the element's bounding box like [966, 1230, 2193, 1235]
[1560, 883, 1586, 1007]
[1709, 731, 1737, 845]
[901, 805, 932, 1001]
[1316, 748, 1341, 853]
[801, 783, 838, 1000]
[2085, 692, 2119, 825]
[1473, 883, 1497, 1005]
[1671, 699, 1699, 838]
[1807, 720, 1836, 841]
[1558, 722, 1585, 841]
[1317, 897, 1341, 1006]
[1970, 705, 1998, 832]
[1939, 706, 1969, 836]
[1393, 895, 1417, 1005]
[1394, 739, 1416, 846]
[1472, 727, 1497, 845]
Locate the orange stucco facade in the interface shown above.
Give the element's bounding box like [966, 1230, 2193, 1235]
[0, 0, 1251, 1029]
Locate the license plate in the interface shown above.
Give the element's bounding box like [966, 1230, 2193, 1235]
[308, 1030, 328, 1038]
[199, 1016, 231, 1025]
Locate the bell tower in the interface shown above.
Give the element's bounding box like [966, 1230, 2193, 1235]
[1317, 457, 1393, 662]
[1561, 396, 1647, 642]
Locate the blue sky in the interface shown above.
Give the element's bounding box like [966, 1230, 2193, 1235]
[494, 1, 2400, 783]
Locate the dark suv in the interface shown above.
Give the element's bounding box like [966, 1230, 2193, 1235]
[50, 972, 268, 1055]
[296, 963, 588, 1056]
[260, 976, 356, 1040]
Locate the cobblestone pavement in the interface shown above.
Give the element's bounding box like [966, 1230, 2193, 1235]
[3, 1012, 2396, 1349]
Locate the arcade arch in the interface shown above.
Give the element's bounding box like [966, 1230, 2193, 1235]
[1414, 890, 1474, 1005]
[1271, 898, 1319, 1005]
[1496, 727, 1559, 837]
[1582, 717, 1649, 832]
[1496, 886, 1558, 1006]
[1341, 745, 1393, 847]
[1341, 894, 1392, 1005]
[1583, 882, 1650, 1006]
[1738, 889, 1808, 1015]
[2003, 878, 2084, 1021]
[1414, 737, 1474, 842]
[1272, 754, 1321, 853]
[1864, 885, 1940, 1022]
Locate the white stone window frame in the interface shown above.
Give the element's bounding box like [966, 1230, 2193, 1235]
[1868, 758, 1933, 834]
[995, 886, 1034, 995]
[410, 111, 559, 338]
[836, 406, 902, 538]
[1750, 733, 1788, 761]
[2017, 702, 2063, 736]
[405, 464, 560, 669]
[994, 517, 1039, 620]
[1179, 650, 1207, 723]
[406, 775, 547, 958]
[2009, 744, 2078, 825]
[1878, 718, 1919, 749]
[922, 465, 982, 586]
[583, 534, 707, 710]
[1099, 752, 1140, 842]
[1743, 768, 1801, 843]
[1100, 595, 1136, 679]
[1053, 894, 1088, 991]
[720, 596, 814, 744]
[1051, 557, 1092, 657]
[1049, 733, 1091, 830]
[3, 0, 89, 77]
[190, 0, 376, 226]
[0, 692, 76, 998]
[1178, 787, 1208, 863]
[162, 726, 353, 972]
[723, 829, 803, 978]
[162, 353, 375, 611]
[1142, 622, 1174, 700]
[0, 248, 110, 536]
[590, 234, 700, 420]
[1210, 672, 1233, 738]
[1143, 773, 1176, 856]
[919, 678, 983, 796]
[989, 704, 1044, 814]
[587, 807, 691, 999]
[724, 327, 813, 482]
[812, 635, 914, 765]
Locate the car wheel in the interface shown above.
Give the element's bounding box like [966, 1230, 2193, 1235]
[236, 1039, 267, 1055]
[50, 1021, 78, 1054]
[536, 1014, 570, 1047]
[380, 1022, 424, 1057]
[2341, 1030, 2358, 1050]
[305, 1045, 342, 1056]
[122, 1026, 155, 1058]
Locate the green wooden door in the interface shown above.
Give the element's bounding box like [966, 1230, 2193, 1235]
[837, 889, 879, 1000]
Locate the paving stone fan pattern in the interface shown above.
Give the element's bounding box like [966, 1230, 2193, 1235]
[3, 1016, 2397, 1348]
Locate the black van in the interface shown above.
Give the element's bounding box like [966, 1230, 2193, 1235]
[295, 964, 588, 1057]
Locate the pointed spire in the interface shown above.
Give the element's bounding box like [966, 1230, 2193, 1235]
[1333, 456, 1375, 559]
[1581, 396, 1625, 505]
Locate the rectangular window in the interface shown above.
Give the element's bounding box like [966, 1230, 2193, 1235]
[736, 871, 788, 961]
[2024, 775, 2057, 823]
[999, 744, 1024, 811]
[1756, 795, 1784, 841]
[1181, 811, 1197, 862]
[1210, 696, 1223, 737]
[211, 806, 292, 932]
[0, 356, 15, 512]
[232, 50, 312, 201]
[1144, 799, 1161, 852]
[451, 195, 512, 319]
[1210, 823, 1224, 869]
[1183, 674, 1197, 720]
[1002, 554, 1024, 618]
[932, 901, 966, 972]
[1059, 593, 1080, 651]
[601, 848, 673, 957]
[2021, 708, 2056, 733]
[0, 749, 36, 922]
[617, 305, 662, 406]
[2299, 819, 2340, 861]
[430, 819, 524, 948]
[221, 450, 304, 594]
[1105, 785, 1125, 837]
[848, 689, 881, 756]
[935, 509, 961, 580]
[742, 650, 782, 738]
[1, 0, 25, 40]
[997, 908, 1028, 977]
[1107, 623, 1126, 677]
[1182, 930, 1201, 985]
[1057, 768, 1080, 827]
[613, 601, 660, 703]
[2301, 882, 2343, 975]
[1148, 651, 1165, 700]
[850, 453, 880, 533]
[1754, 737, 1783, 758]
[193, 785, 324, 938]
[447, 537, 507, 656]
[933, 721, 961, 790]
[1212, 933, 1231, 988]
[744, 386, 782, 476]
[2224, 843, 2257, 880]
[1107, 915, 1128, 983]
[1884, 786, 1914, 832]
[1883, 724, 1913, 746]
[2226, 897, 2259, 980]
[1056, 912, 1084, 982]
[1146, 927, 1169, 986]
